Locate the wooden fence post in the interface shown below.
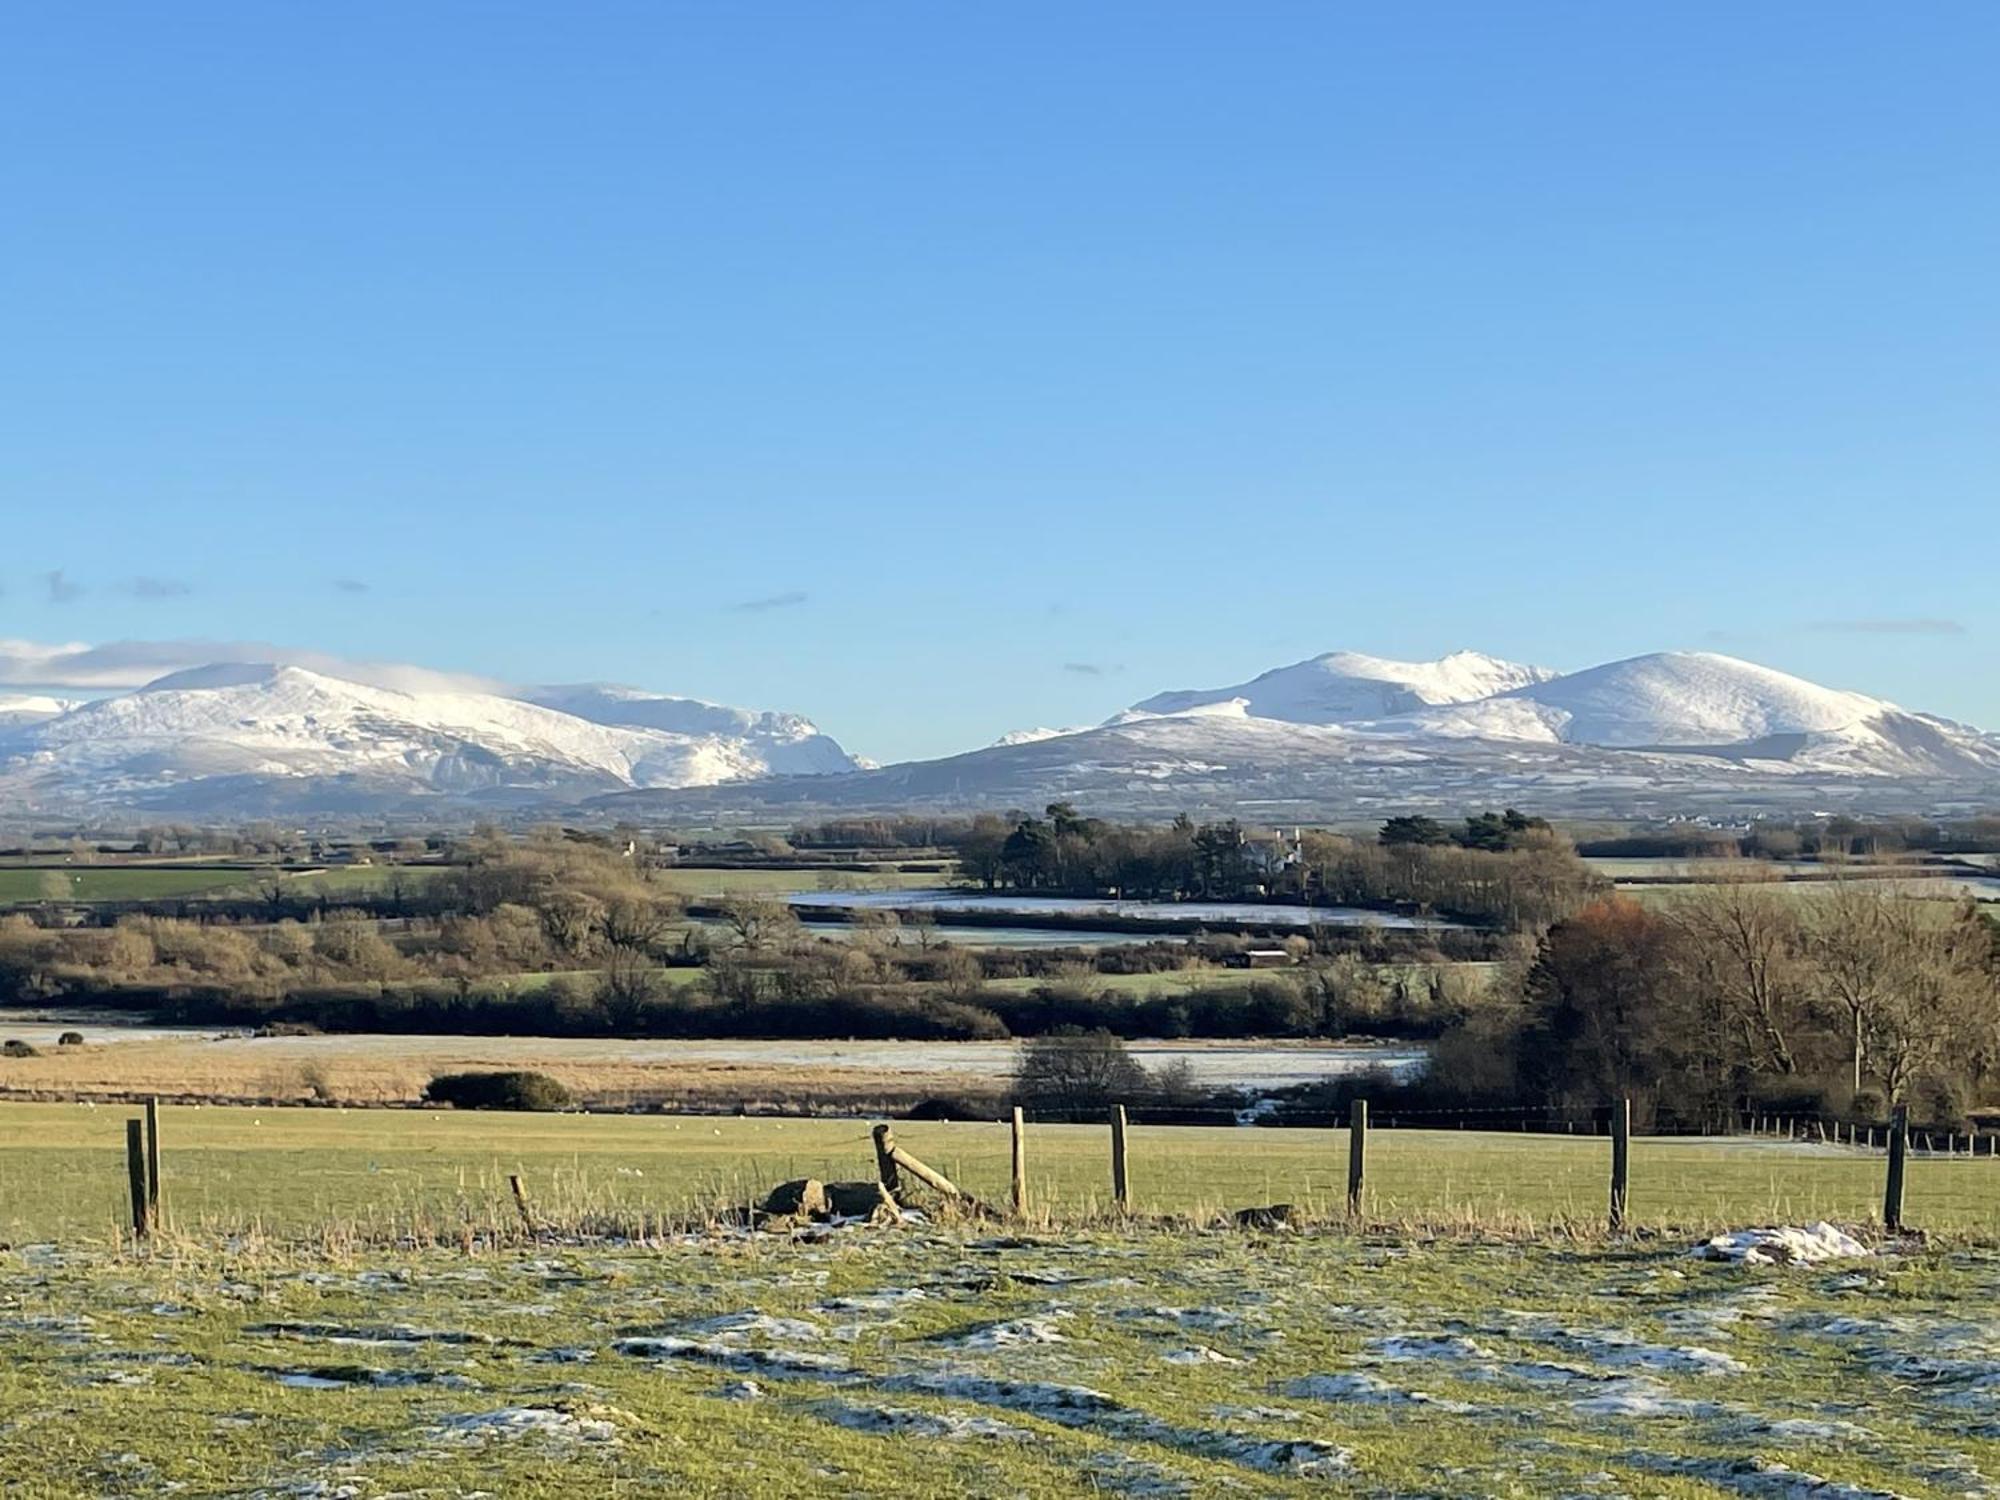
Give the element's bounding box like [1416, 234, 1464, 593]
[1109, 1105, 1130, 1212]
[1883, 1105, 1908, 1232]
[125, 1119, 150, 1239]
[1010, 1107, 1028, 1217]
[872, 1123, 902, 1200]
[1609, 1097, 1631, 1232]
[507, 1173, 537, 1234]
[1347, 1099, 1367, 1217]
[143, 1097, 162, 1215]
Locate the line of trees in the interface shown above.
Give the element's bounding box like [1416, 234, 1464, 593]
[942, 806, 1604, 932]
[1450, 880, 2000, 1128]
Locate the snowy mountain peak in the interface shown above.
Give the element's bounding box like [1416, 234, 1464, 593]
[0, 660, 860, 814]
[1128, 648, 1557, 725]
[1495, 651, 1890, 747]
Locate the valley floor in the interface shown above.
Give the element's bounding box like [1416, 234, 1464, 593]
[4, 1227, 1997, 1497]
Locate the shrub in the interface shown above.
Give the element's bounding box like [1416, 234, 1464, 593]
[1013, 1029, 1150, 1117]
[424, 1069, 573, 1111]
[1, 1038, 40, 1057]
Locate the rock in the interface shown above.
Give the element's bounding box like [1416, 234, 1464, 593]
[1234, 1204, 1299, 1231]
[823, 1180, 898, 1220]
[760, 1178, 830, 1218]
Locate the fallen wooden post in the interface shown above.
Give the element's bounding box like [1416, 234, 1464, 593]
[872, 1124, 996, 1215]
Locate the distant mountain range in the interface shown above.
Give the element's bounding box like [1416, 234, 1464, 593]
[1, 647, 1995, 821]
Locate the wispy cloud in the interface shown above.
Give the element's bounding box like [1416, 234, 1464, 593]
[332, 578, 370, 595]
[1062, 661, 1123, 677]
[0, 638, 508, 694]
[727, 590, 809, 614]
[43, 570, 84, 604]
[123, 576, 193, 600]
[1810, 617, 1965, 637]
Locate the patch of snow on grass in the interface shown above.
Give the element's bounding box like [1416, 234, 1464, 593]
[1691, 1224, 1871, 1266]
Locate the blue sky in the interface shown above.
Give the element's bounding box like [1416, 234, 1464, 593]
[3, 3, 1996, 761]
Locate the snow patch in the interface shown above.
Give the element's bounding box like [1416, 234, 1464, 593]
[1691, 1224, 1872, 1266]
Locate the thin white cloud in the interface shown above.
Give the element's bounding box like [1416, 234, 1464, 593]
[0, 638, 507, 695]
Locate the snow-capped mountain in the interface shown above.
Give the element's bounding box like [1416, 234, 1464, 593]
[603, 648, 2000, 823]
[3, 644, 1994, 822]
[521, 684, 854, 776]
[1126, 650, 1557, 725]
[0, 663, 859, 814]
[1390, 652, 2000, 777]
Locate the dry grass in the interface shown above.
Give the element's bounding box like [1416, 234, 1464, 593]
[0, 1035, 1001, 1112]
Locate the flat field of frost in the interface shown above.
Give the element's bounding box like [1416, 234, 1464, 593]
[5, 1226, 2000, 1497]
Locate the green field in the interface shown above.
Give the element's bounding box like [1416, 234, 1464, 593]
[0, 866, 264, 903]
[2, 1103, 1987, 1244]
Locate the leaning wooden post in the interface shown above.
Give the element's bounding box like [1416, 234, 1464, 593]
[1109, 1105, 1130, 1212]
[1010, 1107, 1028, 1217]
[1883, 1105, 1908, 1232]
[125, 1119, 150, 1239]
[143, 1096, 163, 1215]
[1347, 1099, 1368, 1217]
[1609, 1097, 1631, 1232]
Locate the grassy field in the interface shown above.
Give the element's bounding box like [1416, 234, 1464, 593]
[2, 1103, 1989, 1245]
[5, 1221, 1998, 1496]
[0, 867, 262, 903]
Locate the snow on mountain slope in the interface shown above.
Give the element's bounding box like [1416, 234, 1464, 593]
[522, 684, 857, 775]
[0, 663, 858, 810]
[1391, 652, 2000, 777]
[1129, 650, 1556, 725]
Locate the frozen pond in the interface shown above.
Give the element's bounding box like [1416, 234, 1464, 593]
[0, 1009, 243, 1047]
[798, 921, 1182, 949]
[790, 888, 1454, 930]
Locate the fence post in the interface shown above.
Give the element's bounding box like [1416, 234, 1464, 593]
[507, 1173, 537, 1234]
[143, 1097, 162, 1216]
[1609, 1097, 1631, 1232]
[1883, 1106, 1908, 1232]
[125, 1119, 150, 1239]
[1109, 1105, 1130, 1212]
[1347, 1099, 1368, 1217]
[1010, 1107, 1028, 1217]
[871, 1123, 902, 1200]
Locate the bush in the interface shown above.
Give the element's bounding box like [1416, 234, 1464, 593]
[2, 1038, 40, 1057]
[424, 1070, 573, 1112]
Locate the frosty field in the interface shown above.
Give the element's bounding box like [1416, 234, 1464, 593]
[6, 1225, 2000, 1497]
